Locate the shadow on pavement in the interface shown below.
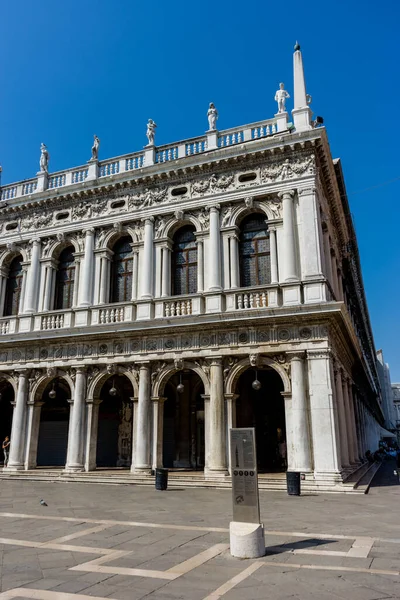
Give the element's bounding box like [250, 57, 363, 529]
[265, 537, 335, 555]
[370, 457, 400, 488]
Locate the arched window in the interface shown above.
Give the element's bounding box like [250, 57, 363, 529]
[172, 226, 197, 296]
[4, 255, 23, 316]
[239, 214, 270, 287]
[111, 237, 133, 303]
[54, 246, 75, 310]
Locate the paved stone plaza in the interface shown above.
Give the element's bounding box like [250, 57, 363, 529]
[0, 462, 399, 599]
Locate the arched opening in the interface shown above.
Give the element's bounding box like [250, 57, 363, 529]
[4, 255, 23, 316]
[0, 381, 14, 465]
[239, 214, 270, 287]
[235, 367, 286, 472]
[163, 370, 204, 469]
[54, 246, 75, 310]
[111, 236, 133, 304]
[96, 375, 134, 468]
[172, 226, 197, 296]
[37, 378, 71, 467]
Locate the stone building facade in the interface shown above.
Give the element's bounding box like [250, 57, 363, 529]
[0, 45, 384, 489]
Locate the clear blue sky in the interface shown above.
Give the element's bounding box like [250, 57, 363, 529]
[1, 1, 399, 379]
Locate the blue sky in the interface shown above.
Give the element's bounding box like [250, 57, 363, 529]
[1, 0, 399, 379]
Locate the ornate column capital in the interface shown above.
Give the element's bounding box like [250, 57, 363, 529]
[297, 187, 316, 197]
[142, 216, 155, 224]
[82, 227, 95, 236]
[278, 189, 295, 200]
[210, 204, 221, 213]
[286, 351, 305, 361]
[306, 349, 332, 360]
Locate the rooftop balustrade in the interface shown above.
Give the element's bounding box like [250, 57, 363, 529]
[0, 115, 287, 203]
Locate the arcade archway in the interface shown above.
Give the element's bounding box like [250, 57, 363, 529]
[163, 370, 205, 469]
[235, 367, 286, 472]
[96, 375, 134, 468]
[37, 378, 71, 467]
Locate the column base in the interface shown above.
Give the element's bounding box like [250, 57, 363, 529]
[63, 466, 85, 473]
[5, 464, 25, 472]
[204, 468, 229, 478]
[131, 467, 153, 476]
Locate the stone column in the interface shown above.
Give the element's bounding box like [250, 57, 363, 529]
[7, 371, 29, 470]
[79, 229, 95, 307]
[84, 398, 102, 471]
[334, 366, 350, 469]
[65, 368, 86, 472]
[99, 254, 111, 305]
[72, 257, 81, 308]
[348, 383, 361, 462]
[331, 252, 340, 299]
[152, 397, 165, 470]
[131, 249, 139, 300]
[225, 393, 238, 474]
[18, 267, 28, 314]
[24, 239, 41, 314]
[161, 246, 171, 297]
[41, 262, 56, 312]
[130, 397, 138, 470]
[279, 190, 297, 281]
[342, 374, 356, 464]
[208, 206, 222, 291]
[196, 240, 204, 293]
[269, 227, 278, 284]
[307, 350, 341, 476]
[0, 267, 8, 317]
[140, 218, 154, 299]
[229, 235, 239, 289]
[287, 352, 312, 472]
[322, 230, 334, 289]
[25, 401, 44, 469]
[134, 364, 152, 472]
[207, 359, 227, 474]
[155, 245, 162, 298]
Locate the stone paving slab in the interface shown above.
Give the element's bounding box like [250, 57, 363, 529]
[0, 460, 400, 599]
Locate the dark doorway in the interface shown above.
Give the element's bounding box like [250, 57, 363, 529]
[96, 376, 133, 468]
[163, 371, 205, 469]
[236, 368, 286, 472]
[0, 383, 14, 465]
[37, 379, 70, 467]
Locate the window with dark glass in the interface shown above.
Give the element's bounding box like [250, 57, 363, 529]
[54, 246, 75, 310]
[4, 255, 23, 316]
[239, 214, 270, 287]
[172, 226, 197, 296]
[111, 237, 133, 303]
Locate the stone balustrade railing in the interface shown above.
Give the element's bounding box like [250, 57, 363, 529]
[0, 116, 285, 203]
[0, 285, 283, 336]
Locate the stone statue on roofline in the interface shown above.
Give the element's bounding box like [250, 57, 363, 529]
[39, 143, 49, 173]
[274, 83, 290, 114]
[91, 135, 100, 160]
[207, 102, 218, 131]
[146, 119, 157, 146]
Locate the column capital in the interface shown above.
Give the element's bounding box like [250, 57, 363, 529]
[278, 189, 295, 200]
[209, 357, 223, 367]
[210, 204, 221, 213]
[297, 186, 316, 197]
[151, 396, 167, 404]
[287, 351, 305, 361]
[14, 369, 30, 379]
[306, 349, 332, 360]
[83, 227, 95, 236]
[29, 237, 41, 246]
[142, 216, 155, 224]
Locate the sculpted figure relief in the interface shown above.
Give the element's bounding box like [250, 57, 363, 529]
[274, 83, 290, 113]
[146, 119, 157, 146]
[91, 135, 100, 160]
[207, 102, 218, 131]
[39, 143, 49, 173]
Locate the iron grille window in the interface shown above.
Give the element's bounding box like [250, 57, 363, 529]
[54, 246, 75, 310]
[239, 214, 271, 287]
[111, 237, 133, 303]
[4, 255, 23, 316]
[172, 226, 197, 296]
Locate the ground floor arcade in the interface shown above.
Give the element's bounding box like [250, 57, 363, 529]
[0, 350, 381, 485]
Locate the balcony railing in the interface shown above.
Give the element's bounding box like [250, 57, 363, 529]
[0, 116, 285, 203]
[0, 286, 282, 336]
